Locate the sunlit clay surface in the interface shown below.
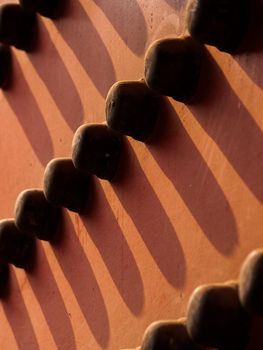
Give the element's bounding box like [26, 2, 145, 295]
[0, 0, 262, 349]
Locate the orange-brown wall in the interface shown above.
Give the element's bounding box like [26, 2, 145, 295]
[0, 0, 263, 349]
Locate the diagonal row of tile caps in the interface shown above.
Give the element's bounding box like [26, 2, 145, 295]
[0, 0, 262, 349]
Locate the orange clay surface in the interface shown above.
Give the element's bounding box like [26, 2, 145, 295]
[0, 0, 263, 349]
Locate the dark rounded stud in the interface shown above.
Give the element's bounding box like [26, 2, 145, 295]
[0, 219, 35, 269]
[14, 189, 61, 242]
[239, 249, 263, 316]
[106, 80, 161, 142]
[186, 0, 249, 53]
[0, 44, 11, 89]
[19, 0, 61, 19]
[72, 123, 122, 181]
[144, 36, 203, 103]
[0, 263, 9, 298]
[43, 158, 90, 214]
[141, 318, 205, 350]
[0, 4, 36, 51]
[186, 281, 250, 349]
